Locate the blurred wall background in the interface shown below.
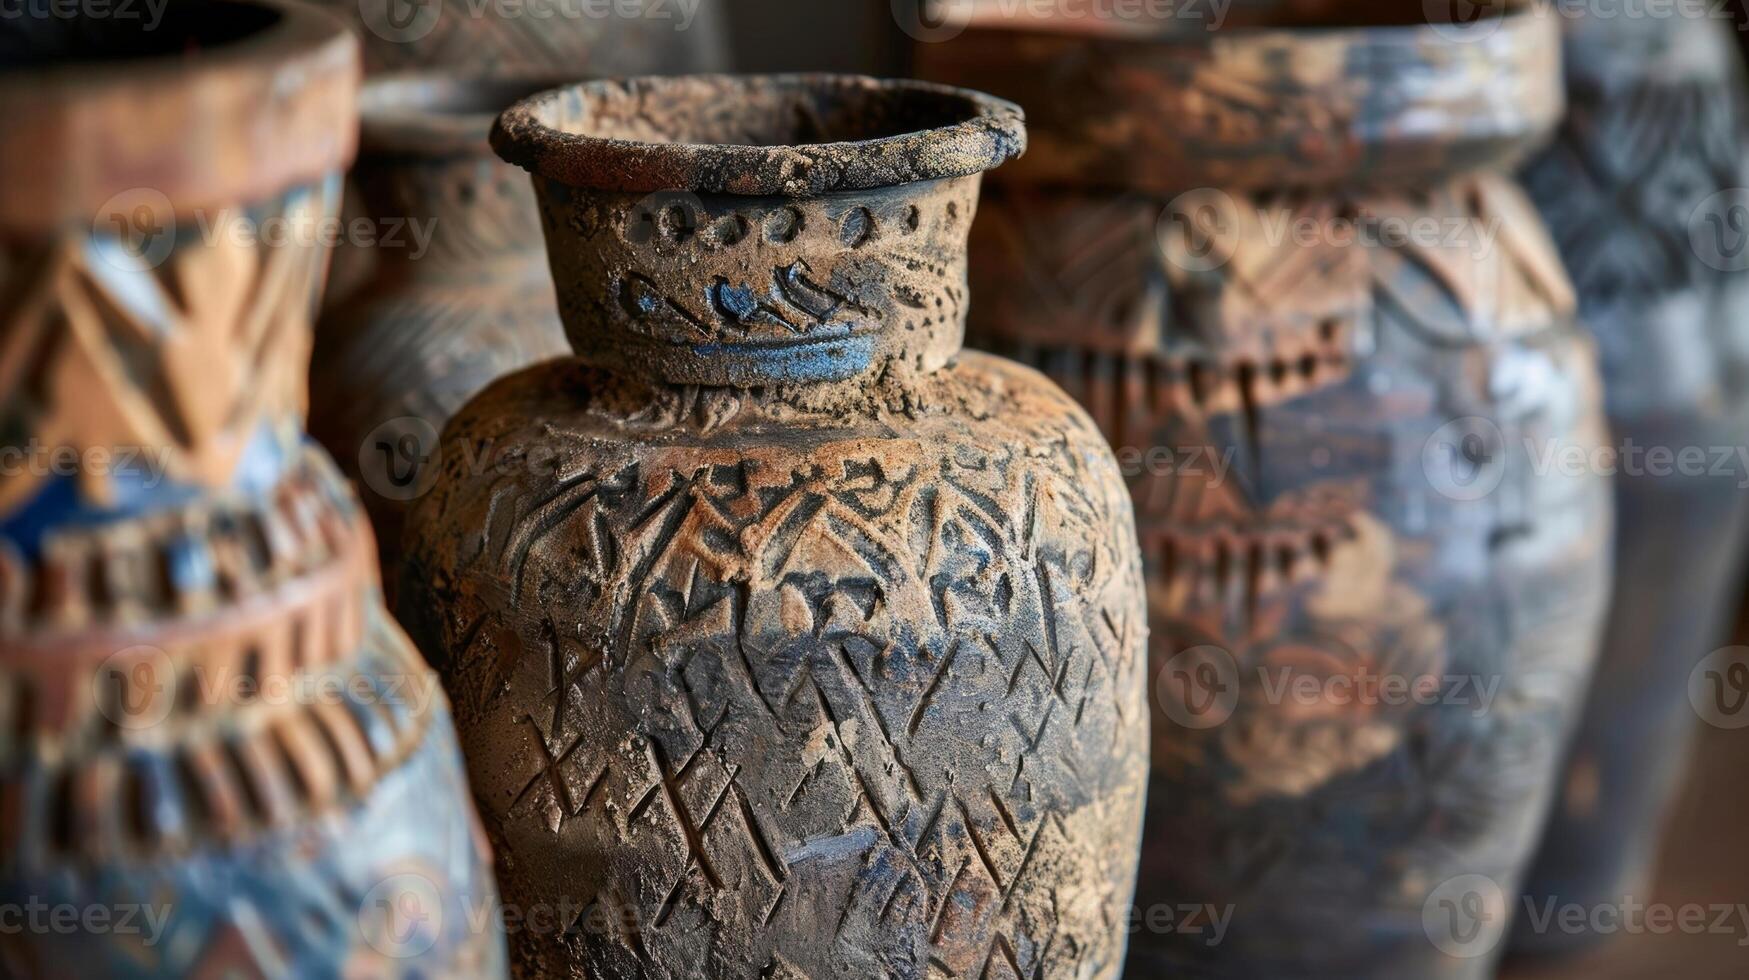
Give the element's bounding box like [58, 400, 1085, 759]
[722, 1, 908, 75]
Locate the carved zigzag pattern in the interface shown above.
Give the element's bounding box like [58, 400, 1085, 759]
[438, 427, 1145, 979]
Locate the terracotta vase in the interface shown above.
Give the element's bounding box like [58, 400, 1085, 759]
[395, 75, 1150, 978]
[0, 4, 503, 975]
[311, 0, 727, 75]
[311, 74, 570, 587]
[1510, 9, 1749, 953]
[920, 5, 1614, 976]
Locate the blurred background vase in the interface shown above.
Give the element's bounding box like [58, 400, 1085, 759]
[311, 74, 569, 590]
[397, 75, 1150, 978]
[921, 3, 1615, 975]
[0, 3, 503, 975]
[1510, 6, 1749, 955]
[314, 0, 728, 75]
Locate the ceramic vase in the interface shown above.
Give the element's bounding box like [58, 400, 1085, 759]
[312, 0, 728, 75]
[396, 75, 1150, 979]
[921, 5, 1614, 976]
[311, 73, 569, 586]
[0, 3, 503, 975]
[1510, 7, 1749, 953]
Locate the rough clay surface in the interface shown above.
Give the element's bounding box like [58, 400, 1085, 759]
[399, 354, 1149, 979]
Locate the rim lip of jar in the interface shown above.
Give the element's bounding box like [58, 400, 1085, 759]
[918, 0, 1564, 194]
[0, 0, 359, 233]
[491, 73, 1028, 198]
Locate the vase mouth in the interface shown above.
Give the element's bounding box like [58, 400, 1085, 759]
[492, 73, 1027, 197]
[0, 0, 357, 233]
[939, 0, 1541, 37]
[361, 72, 588, 158]
[917, 0, 1561, 193]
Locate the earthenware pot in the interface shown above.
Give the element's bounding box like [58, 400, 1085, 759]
[395, 74, 1150, 979]
[311, 0, 727, 75]
[0, 3, 503, 975]
[1510, 8, 1749, 954]
[921, 4, 1613, 976]
[311, 73, 569, 590]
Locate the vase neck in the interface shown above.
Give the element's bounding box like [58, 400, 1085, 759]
[353, 151, 548, 279]
[490, 74, 1026, 389]
[529, 174, 984, 388]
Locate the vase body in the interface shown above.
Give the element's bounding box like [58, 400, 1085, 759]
[313, 0, 727, 75]
[0, 5, 503, 976]
[1510, 9, 1749, 952]
[921, 8, 1614, 977]
[397, 76, 1150, 979]
[312, 75, 568, 586]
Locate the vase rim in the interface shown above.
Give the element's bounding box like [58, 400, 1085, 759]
[936, 0, 1546, 42]
[360, 71, 588, 159]
[491, 73, 1027, 197]
[917, 0, 1563, 193]
[0, 0, 358, 233]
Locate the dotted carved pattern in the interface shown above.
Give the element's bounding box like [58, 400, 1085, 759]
[534, 176, 977, 379]
[968, 173, 1612, 972]
[403, 355, 1149, 979]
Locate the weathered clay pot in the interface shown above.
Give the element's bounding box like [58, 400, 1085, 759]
[1510, 8, 1749, 954]
[921, 5, 1614, 976]
[0, 3, 503, 975]
[311, 73, 569, 588]
[311, 0, 727, 75]
[396, 75, 1150, 978]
